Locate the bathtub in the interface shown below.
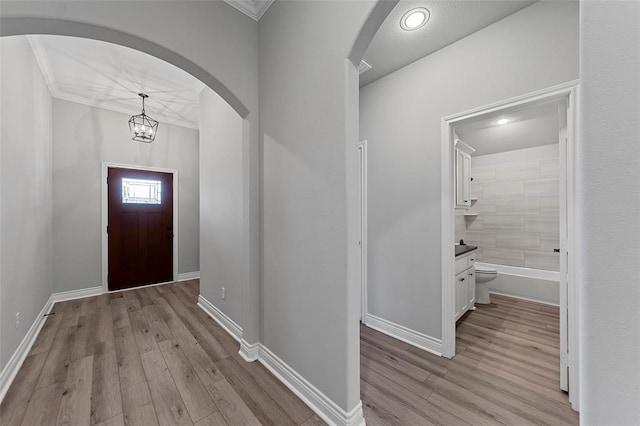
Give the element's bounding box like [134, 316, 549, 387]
[475, 262, 559, 306]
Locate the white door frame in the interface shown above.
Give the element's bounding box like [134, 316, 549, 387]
[440, 80, 580, 410]
[101, 162, 179, 293]
[359, 141, 369, 322]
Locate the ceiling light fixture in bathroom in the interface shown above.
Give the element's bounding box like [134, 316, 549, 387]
[495, 118, 511, 125]
[400, 8, 430, 31]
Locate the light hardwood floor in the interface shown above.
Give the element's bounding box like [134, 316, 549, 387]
[361, 293, 579, 425]
[1, 282, 578, 425]
[0, 281, 321, 426]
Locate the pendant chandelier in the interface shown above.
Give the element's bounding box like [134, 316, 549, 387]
[128, 93, 159, 143]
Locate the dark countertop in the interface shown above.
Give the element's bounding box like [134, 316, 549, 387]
[455, 245, 478, 257]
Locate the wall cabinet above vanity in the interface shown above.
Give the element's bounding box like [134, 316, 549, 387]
[455, 139, 475, 209]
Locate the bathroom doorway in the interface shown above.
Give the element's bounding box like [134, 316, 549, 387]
[441, 81, 579, 409]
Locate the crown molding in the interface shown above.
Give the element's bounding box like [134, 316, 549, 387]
[26, 35, 199, 130]
[358, 60, 373, 75]
[223, 0, 275, 21]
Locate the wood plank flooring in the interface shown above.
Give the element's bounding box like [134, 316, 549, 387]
[361, 294, 579, 425]
[0, 281, 318, 426]
[1, 282, 578, 425]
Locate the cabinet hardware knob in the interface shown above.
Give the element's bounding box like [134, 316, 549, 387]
[554, 248, 560, 253]
[460, 278, 465, 282]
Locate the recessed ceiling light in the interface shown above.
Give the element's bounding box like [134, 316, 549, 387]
[400, 8, 430, 31]
[495, 118, 511, 125]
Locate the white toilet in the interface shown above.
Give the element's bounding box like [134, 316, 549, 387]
[475, 265, 498, 304]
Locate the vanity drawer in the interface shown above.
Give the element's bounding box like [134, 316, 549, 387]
[455, 257, 468, 274]
[468, 254, 476, 268]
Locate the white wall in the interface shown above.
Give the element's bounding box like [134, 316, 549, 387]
[259, 0, 375, 413]
[0, 36, 53, 369]
[360, 1, 579, 339]
[579, 0, 640, 423]
[52, 99, 200, 293]
[199, 87, 243, 326]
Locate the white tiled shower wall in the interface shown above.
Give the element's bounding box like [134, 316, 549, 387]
[457, 144, 560, 271]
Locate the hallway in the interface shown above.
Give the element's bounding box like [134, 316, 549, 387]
[2, 283, 578, 425]
[0, 281, 321, 426]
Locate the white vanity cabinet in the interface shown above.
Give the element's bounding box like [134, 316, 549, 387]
[455, 249, 476, 321]
[454, 139, 475, 209]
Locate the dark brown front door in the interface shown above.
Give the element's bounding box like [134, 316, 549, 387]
[108, 167, 173, 291]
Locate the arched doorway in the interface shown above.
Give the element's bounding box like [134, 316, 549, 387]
[0, 10, 260, 372]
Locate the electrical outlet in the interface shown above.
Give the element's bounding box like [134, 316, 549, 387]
[221, 287, 226, 300]
[15, 312, 20, 330]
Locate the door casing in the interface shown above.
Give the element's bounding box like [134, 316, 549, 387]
[101, 162, 178, 293]
[359, 140, 368, 322]
[440, 80, 580, 411]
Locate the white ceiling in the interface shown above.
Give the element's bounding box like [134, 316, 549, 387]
[360, 0, 537, 87]
[28, 35, 203, 129]
[455, 101, 562, 156]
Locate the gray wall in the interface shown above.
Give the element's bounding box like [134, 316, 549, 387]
[199, 87, 243, 326]
[1, 0, 262, 348]
[360, 1, 578, 339]
[0, 36, 53, 368]
[466, 144, 560, 271]
[52, 99, 199, 293]
[580, 0, 640, 422]
[259, 0, 375, 412]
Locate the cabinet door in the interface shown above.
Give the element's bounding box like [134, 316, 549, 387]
[455, 149, 471, 208]
[455, 271, 468, 320]
[462, 152, 471, 206]
[467, 268, 476, 308]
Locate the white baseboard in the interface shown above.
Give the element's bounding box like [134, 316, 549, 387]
[0, 285, 104, 403]
[178, 271, 200, 281]
[0, 298, 54, 403]
[364, 313, 443, 356]
[197, 295, 242, 342]
[258, 344, 365, 426]
[239, 339, 260, 362]
[51, 286, 103, 303]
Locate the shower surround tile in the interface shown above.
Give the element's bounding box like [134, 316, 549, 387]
[540, 159, 560, 178]
[496, 161, 540, 181]
[540, 233, 560, 252]
[495, 197, 540, 215]
[483, 248, 525, 267]
[525, 179, 559, 197]
[526, 216, 560, 233]
[483, 181, 525, 198]
[525, 251, 560, 271]
[471, 165, 496, 182]
[483, 215, 525, 231]
[466, 231, 497, 248]
[455, 155, 560, 272]
[496, 232, 541, 250]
